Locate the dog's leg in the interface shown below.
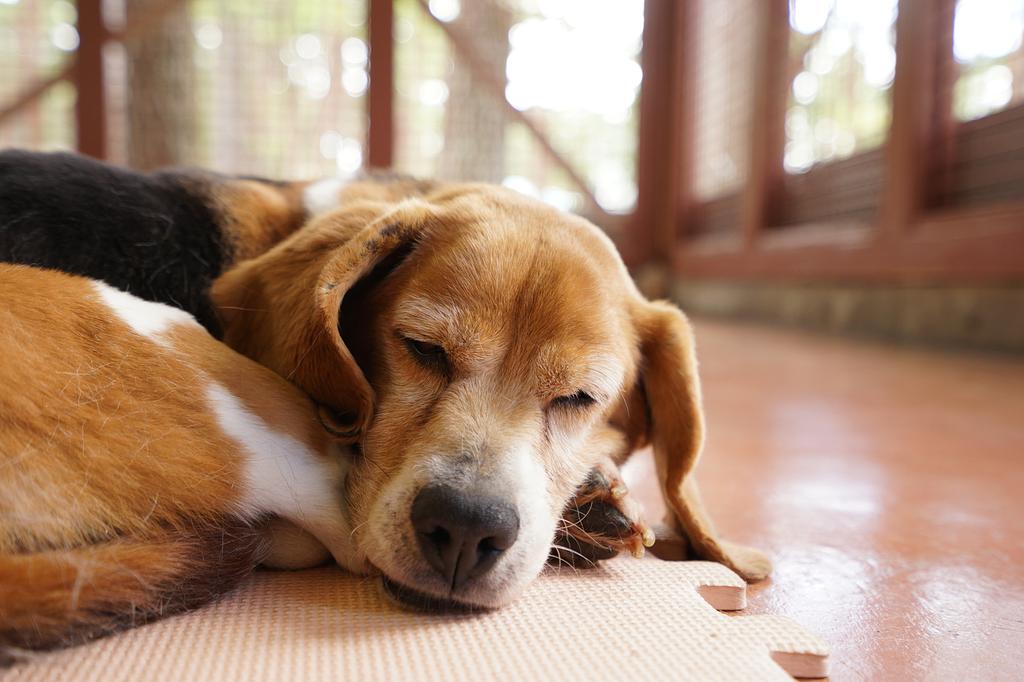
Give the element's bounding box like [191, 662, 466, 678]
[261, 518, 332, 570]
[552, 457, 654, 567]
[0, 521, 266, 662]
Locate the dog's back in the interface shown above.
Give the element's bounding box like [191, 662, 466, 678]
[0, 150, 235, 334]
[0, 264, 353, 659]
[0, 151, 446, 339]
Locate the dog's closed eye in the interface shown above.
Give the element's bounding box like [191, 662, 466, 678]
[403, 337, 449, 372]
[550, 390, 596, 410]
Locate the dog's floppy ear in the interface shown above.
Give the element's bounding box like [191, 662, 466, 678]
[631, 300, 772, 582]
[212, 200, 430, 442]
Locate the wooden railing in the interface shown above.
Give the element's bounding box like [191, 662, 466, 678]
[635, 0, 1024, 282]
[3, 0, 1022, 281]
[1, 0, 610, 223]
[0, 0, 192, 156]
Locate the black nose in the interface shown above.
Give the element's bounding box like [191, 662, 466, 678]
[410, 484, 520, 591]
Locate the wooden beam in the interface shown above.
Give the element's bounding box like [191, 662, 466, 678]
[927, 0, 959, 207]
[367, 0, 395, 169]
[739, 0, 789, 248]
[878, 0, 945, 238]
[74, 0, 107, 159]
[674, 201, 1024, 282]
[0, 65, 73, 128]
[658, 0, 1023, 283]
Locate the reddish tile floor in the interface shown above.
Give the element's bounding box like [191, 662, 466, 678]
[622, 319, 1024, 680]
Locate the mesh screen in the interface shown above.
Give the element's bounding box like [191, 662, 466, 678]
[690, 0, 756, 202]
[394, 0, 643, 214]
[937, 0, 1024, 207]
[1, 0, 641, 215]
[173, 0, 367, 177]
[393, 0, 451, 179]
[1, 0, 368, 178]
[784, 0, 898, 175]
[0, 0, 76, 151]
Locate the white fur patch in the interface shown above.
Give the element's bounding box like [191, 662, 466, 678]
[92, 281, 199, 341]
[204, 382, 365, 572]
[303, 176, 349, 215]
[204, 382, 334, 519]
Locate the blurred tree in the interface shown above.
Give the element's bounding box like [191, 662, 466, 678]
[125, 0, 196, 169]
[438, 0, 512, 183]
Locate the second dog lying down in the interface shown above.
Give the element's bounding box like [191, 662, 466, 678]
[0, 264, 360, 655]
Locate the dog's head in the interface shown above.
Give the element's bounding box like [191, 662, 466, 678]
[213, 184, 718, 608]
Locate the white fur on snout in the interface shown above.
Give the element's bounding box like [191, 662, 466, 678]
[365, 447, 556, 607]
[303, 176, 349, 215]
[462, 447, 555, 606]
[204, 383, 366, 573]
[92, 281, 199, 341]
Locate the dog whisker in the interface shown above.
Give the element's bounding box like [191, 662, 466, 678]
[549, 544, 590, 571]
[348, 519, 370, 540]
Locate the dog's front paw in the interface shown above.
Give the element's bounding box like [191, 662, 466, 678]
[551, 460, 654, 567]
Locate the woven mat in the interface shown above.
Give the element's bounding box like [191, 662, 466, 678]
[7, 559, 828, 681]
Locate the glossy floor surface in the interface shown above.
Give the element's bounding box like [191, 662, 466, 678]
[622, 319, 1024, 680]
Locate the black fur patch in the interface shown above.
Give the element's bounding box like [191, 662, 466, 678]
[0, 150, 231, 335]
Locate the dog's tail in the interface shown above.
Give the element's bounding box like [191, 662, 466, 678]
[0, 521, 268, 664]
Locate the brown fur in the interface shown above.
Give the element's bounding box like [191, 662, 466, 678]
[215, 171, 438, 266]
[214, 179, 310, 263]
[211, 184, 771, 583]
[0, 271, 245, 555]
[0, 265, 341, 659]
[340, 171, 439, 204]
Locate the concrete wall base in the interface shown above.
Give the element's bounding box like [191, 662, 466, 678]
[670, 280, 1024, 353]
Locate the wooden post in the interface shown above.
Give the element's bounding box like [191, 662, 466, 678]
[879, 0, 944, 238]
[634, 0, 690, 267]
[740, 0, 789, 248]
[926, 0, 958, 208]
[665, 1, 692, 258]
[75, 0, 107, 159]
[367, 0, 394, 169]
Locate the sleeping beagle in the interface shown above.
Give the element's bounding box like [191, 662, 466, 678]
[0, 264, 360, 659]
[210, 183, 772, 599]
